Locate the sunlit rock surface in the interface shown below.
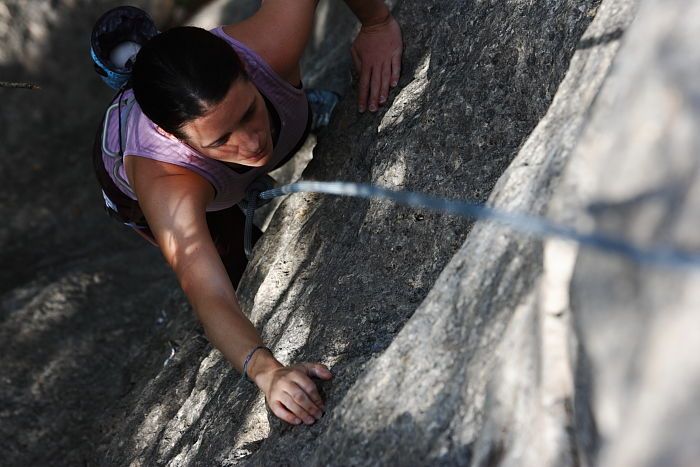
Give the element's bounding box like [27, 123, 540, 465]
[566, 1, 700, 465]
[2, 0, 699, 465]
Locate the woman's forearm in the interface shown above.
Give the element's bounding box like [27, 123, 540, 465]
[343, 0, 391, 27]
[195, 294, 283, 382]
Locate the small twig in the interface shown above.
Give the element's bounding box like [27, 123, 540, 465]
[0, 81, 41, 90]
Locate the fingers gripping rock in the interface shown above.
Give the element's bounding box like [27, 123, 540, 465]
[265, 376, 333, 434]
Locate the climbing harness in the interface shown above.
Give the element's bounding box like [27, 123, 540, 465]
[241, 180, 700, 269]
[101, 88, 138, 199]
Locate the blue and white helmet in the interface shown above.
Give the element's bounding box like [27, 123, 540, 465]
[90, 6, 158, 90]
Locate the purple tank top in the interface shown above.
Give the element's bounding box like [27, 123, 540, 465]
[101, 26, 309, 211]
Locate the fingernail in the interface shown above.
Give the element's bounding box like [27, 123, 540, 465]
[294, 418, 301, 425]
[369, 104, 377, 112]
[391, 81, 398, 87]
[358, 106, 365, 113]
[379, 95, 386, 104]
[306, 417, 315, 425]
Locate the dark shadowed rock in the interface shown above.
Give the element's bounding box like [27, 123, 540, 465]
[0, 1, 191, 466]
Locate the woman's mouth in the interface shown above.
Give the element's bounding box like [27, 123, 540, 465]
[242, 149, 268, 162]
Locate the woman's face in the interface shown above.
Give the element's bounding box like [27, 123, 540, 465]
[180, 78, 273, 167]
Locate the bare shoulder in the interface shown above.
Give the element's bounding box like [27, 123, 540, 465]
[124, 155, 216, 263]
[221, 0, 318, 85]
[124, 155, 215, 209]
[125, 153, 197, 178]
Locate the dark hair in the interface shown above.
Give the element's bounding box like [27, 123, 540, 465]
[131, 26, 246, 139]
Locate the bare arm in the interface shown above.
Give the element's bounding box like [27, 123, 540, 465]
[223, 0, 320, 85]
[127, 157, 260, 370]
[343, 0, 390, 29]
[127, 156, 331, 425]
[225, 0, 403, 112]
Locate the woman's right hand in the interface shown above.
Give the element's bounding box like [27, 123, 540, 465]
[253, 362, 333, 425]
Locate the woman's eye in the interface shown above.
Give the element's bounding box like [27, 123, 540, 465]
[242, 104, 256, 122]
[210, 134, 231, 148]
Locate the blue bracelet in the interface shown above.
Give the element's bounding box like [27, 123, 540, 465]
[242, 345, 272, 382]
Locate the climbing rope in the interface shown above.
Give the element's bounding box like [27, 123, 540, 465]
[241, 180, 700, 268]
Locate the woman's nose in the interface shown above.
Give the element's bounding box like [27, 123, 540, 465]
[235, 130, 261, 151]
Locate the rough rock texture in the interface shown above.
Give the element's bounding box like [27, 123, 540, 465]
[303, 0, 639, 464]
[320, 0, 700, 465]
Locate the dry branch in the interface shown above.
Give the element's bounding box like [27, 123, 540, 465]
[0, 81, 41, 90]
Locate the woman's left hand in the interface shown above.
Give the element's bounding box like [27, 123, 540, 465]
[351, 13, 403, 113]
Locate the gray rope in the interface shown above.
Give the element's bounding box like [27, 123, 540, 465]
[257, 181, 700, 269]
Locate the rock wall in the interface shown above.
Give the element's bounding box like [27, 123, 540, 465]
[3, 0, 698, 465]
[566, 1, 700, 465]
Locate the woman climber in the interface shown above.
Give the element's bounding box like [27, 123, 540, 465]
[91, 1, 402, 426]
